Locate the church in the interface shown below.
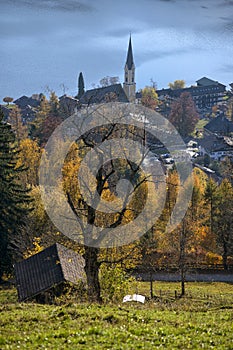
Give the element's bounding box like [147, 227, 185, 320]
[77, 35, 227, 116]
[79, 36, 136, 105]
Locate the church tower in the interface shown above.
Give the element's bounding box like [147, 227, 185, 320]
[123, 36, 136, 102]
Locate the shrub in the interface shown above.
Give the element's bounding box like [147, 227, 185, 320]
[100, 263, 137, 303]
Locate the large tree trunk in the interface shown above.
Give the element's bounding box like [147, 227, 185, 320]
[84, 246, 102, 303]
[67, 193, 102, 303]
[180, 265, 185, 297]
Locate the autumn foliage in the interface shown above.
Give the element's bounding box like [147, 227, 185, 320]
[169, 92, 199, 137]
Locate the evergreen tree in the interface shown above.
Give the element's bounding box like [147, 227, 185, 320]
[77, 72, 85, 99]
[0, 109, 31, 281]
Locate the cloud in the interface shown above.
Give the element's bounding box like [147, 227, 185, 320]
[0, 17, 57, 39]
[1, 0, 233, 101]
[224, 21, 233, 29]
[219, 16, 232, 20]
[0, 1, 95, 41]
[219, 0, 233, 5]
[106, 28, 142, 38]
[219, 63, 233, 72]
[4, 0, 93, 12]
[136, 47, 199, 67]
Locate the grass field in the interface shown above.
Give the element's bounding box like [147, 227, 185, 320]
[0, 282, 232, 349]
[195, 118, 209, 130]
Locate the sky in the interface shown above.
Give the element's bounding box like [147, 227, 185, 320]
[1, 0, 233, 101]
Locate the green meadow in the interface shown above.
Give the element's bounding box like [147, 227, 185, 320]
[0, 282, 232, 349]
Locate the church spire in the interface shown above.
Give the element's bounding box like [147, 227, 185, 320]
[123, 36, 136, 102]
[126, 35, 134, 70]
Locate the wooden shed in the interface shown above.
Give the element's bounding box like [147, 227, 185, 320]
[14, 243, 85, 302]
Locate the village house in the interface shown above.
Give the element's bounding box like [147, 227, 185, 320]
[198, 130, 233, 161]
[204, 113, 233, 136]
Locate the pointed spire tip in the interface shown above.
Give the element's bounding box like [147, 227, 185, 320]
[126, 35, 134, 69]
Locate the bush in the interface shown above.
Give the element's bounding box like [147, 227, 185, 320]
[100, 263, 137, 303]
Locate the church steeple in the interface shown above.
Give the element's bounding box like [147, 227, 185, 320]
[123, 36, 136, 102]
[126, 36, 134, 70]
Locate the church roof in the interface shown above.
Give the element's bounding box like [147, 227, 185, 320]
[79, 84, 129, 105]
[126, 36, 134, 70]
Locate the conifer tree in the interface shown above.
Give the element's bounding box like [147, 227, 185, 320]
[77, 72, 85, 99]
[0, 109, 31, 281]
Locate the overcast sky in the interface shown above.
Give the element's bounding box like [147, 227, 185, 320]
[1, 0, 233, 101]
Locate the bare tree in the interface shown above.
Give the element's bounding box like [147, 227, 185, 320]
[99, 76, 119, 87]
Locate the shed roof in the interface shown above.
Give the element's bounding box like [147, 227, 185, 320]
[14, 243, 85, 302]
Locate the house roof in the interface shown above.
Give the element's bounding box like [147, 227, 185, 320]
[196, 77, 219, 87]
[59, 94, 79, 102]
[193, 163, 221, 183]
[14, 95, 41, 108]
[79, 84, 129, 105]
[14, 243, 85, 302]
[204, 114, 233, 134]
[198, 130, 233, 153]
